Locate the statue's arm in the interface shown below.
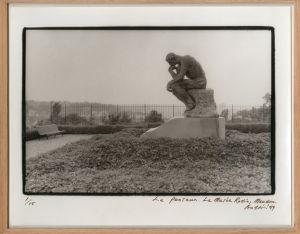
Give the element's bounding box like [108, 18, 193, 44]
[168, 67, 177, 80]
[169, 62, 187, 82]
[168, 66, 176, 76]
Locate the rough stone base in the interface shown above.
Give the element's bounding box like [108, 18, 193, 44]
[185, 88, 219, 118]
[141, 117, 225, 139]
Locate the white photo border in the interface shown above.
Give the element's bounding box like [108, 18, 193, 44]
[9, 4, 292, 228]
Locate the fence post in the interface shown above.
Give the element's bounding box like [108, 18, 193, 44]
[144, 104, 146, 120]
[50, 102, 52, 122]
[172, 104, 175, 118]
[90, 104, 93, 119]
[64, 103, 67, 124]
[240, 105, 242, 123]
[231, 104, 234, 123]
[262, 105, 265, 123]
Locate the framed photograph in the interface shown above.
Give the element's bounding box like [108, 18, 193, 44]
[23, 26, 275, 196]
[0, 0, 298, 233]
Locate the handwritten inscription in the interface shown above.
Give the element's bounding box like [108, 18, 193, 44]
[25, 197, 36, 206]
[153, 196, 198, 204]
[152, 196, 276, 211]
[244, 199, 276, 211]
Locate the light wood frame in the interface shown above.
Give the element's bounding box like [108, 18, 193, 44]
[0, 0, 299, 233]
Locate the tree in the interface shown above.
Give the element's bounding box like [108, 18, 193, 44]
[50, 102, 62, 123]
[263, 93, 271, 107]
[101, 113, 121, 125]
[262, 93, 271, 122]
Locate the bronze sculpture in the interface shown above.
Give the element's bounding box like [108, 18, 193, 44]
[166, 53, 207, 111]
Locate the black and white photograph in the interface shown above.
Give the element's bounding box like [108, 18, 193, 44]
[23, 27, 274, 195]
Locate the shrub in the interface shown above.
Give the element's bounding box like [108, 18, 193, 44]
[101, 112, 132, 125]
[119, 112, 132, 124]
[226, 123, 271, 133]
[88, 116, 96, 125]
[145, 110, 163, 123]
[107, 113, 121, 124]
[146, 122, 162, 128]
[25, 129, 40, 141]
[65, 113, 88, 125]
[101, 113, 121, 125]
[58, 125, 125, 134]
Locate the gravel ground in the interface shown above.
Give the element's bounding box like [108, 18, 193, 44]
[26, 134, 95, 159]
[25, 129, 272, 194]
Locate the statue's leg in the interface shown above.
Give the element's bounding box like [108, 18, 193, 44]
[170, 82, 195, 110]
[180, 78, 206, 89]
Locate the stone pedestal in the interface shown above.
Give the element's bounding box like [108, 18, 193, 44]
[141, 117, 225, 139]
[141, 88, 225, 139]
[185, 89, 219, 118]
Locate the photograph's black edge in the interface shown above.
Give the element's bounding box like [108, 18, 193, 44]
[22, 26, 276, 196]
[22, 28, 26, 195]
[270, 27, 276, 194]
[23, 192, 275, 196]
[23, 26, 275, 31]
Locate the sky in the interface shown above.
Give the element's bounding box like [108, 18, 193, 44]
[26, 29, 271, 106]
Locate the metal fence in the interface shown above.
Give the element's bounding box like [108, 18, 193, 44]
[26, 102, 271, 128]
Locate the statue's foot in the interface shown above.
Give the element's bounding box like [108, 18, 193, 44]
[185, 103, 196, 112]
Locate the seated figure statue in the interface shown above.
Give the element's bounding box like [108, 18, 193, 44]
[166, 52, 207, 111]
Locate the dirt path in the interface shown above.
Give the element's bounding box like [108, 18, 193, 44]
[26, 134, 94, 159]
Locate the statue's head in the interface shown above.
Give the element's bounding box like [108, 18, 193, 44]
[166, 52, 179, 66]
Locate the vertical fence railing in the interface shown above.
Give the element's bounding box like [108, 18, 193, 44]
[64, 103, 66, 123]
[26, 102, 271, 128]
[231, 104, 234, 123]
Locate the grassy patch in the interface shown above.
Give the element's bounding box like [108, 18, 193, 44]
[25, 122, 270, 141]
[25, 128, 271, 194]
[226, 123, 271, 133]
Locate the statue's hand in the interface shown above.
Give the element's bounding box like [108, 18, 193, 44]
[168, 65, 176, 72]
